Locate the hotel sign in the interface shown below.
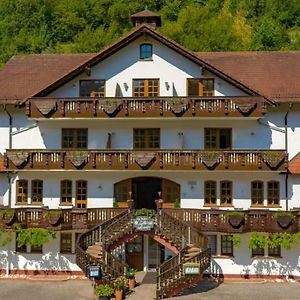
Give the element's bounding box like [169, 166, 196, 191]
[132, 216, 156, 231]
[183, 263, 200, 275]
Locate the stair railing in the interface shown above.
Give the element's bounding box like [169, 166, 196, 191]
[76, 209, 132, 280]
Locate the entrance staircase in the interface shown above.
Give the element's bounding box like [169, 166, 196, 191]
[75, 208, 211, 299]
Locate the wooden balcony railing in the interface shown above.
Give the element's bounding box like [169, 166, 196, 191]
[0, 207, 299, 233]
[26, 96, 267, 119]
[5, 149, 288, 171]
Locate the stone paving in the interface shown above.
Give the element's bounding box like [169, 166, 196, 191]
[0, 275, 300, 300]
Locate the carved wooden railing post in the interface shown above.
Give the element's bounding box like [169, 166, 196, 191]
[127, 192, 134, 211]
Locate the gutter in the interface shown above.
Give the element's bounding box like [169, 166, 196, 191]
[284, 103, 293, 211]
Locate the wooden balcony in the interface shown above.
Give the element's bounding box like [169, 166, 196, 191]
[0, 207, 299, 233]
[5, 149, 288, 171]
[26, 96, 267, 119]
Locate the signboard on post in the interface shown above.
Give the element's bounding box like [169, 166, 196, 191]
[86, 266, 102, 279]
[132, 216, 156, 231]
[183, 263, 200, 275]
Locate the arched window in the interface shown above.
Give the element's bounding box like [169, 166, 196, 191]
[204, 181, 217, 205]
[140, 44, 153, 60]
[267, 181, 280, 206]
[251, 181, 264, 206]
[31, 180, 43, 204]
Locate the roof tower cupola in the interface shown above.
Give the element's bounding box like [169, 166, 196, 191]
[131, 9, 161, 28]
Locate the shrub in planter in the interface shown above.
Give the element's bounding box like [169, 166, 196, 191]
[273, 211, 295, 229]
[0, 209, 15, 225]
[227, 211, 245, 228]
[95, 284, 114, 300]
[46, 210, 62, 226]
[134, 209, 155, 218]
[113, 277, 126, 300]
[126, 268, 137, 289]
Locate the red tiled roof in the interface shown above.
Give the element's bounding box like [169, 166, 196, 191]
[196, 51, 300, 101]
[0, 53, 94, 103]
[289, 152, 300, 174]
[0, 25, 299, 104]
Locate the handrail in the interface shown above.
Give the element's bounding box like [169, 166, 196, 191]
[75, 209, 130, 280]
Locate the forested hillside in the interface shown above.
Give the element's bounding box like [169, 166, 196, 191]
[0, 0, 299, 65]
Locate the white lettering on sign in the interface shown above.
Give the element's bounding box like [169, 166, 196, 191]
[132, 216, 156, 231]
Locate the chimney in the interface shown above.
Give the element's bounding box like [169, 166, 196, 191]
[131, 10, 161, 29]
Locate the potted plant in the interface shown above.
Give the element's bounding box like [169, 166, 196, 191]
[227, 211, 245, 228]
[113, 277, 126, 300]
[126, 268, 137, 289]
[95, 284, 114, 300]
[201, 151, 220, 168]
[273, 211, 295, 229]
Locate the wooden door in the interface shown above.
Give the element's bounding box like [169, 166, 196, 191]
[126, 236, 144, 270]
[162, 179, 180, 208]
[114, 179, 132, 208]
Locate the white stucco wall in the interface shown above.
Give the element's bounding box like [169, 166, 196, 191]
[7, 171, 286, 210]
[206, 233, 300, 278]
[0, 231, 81, 273]
[48, 36, 246, 98]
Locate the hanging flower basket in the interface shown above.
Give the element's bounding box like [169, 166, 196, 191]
[261, 152, 285, 169]
[46, 211, 62, 226]
[168, 99, 189, 116]
[7, 151, 29, 167]
[101, 99, 121, 116]
[276, 215, 293, 229]
[228, 216, 244, 228]
[201, 152, 221, 168]
[66, 151, 89, 168]
[35, 100, 57, 116]
[235, 102, 256, 115]
[0, 210, 15, 225]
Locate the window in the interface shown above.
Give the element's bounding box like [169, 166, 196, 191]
[16, 180, 28, 204]
[79, 80, 105, 97]
[16, 232, 27, 252]
[267, 181, 280, 206]
[251, 181, 264, 206]
[207, 235, 217, 255]
[61, 180, 72, 205]
[133, 79, 159, 97]
[60, 233, 72, 254]
[76, 180, 88, 208]
[162, 179, 180, 203]
[252, 247, 264, 257]
[204, 128, 232, 149]
[140, 44, 153, 60]
[114, 179, 132, 203]
[133, 128, 160, 149]
[187, 78, 214, 96]
[220, 181, 232, 205]
[30, 244, 43, 254]
[268, 246, 281, 257]
[221, 235, 233, 256]
[204, 181, 217, 205]
[62, 128, 88, 149]
[31, 180, 43, 204]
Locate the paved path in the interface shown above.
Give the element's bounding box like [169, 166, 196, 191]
[127, 271, 157, 300]
[0, 276, 300, 300]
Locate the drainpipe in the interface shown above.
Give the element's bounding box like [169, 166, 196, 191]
[2, 104, 12, 277]
[284, 103, 293, 211]
[3, 105, 12, 208]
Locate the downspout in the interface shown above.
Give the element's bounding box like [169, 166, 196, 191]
[284, 103, 293, 211]
[3, 104, 12, 208]
[2, 104, 12, 277]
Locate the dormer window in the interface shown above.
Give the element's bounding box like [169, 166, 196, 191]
[80, 80, 105, 97]
[140, 44, 153, 60]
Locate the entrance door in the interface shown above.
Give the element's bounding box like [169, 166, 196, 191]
[133, 177, 161, 209]
[126, 236, 144, 270]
